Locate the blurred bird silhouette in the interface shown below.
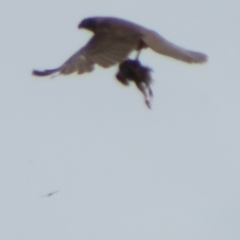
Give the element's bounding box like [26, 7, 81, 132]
[42, 191, 59, 198]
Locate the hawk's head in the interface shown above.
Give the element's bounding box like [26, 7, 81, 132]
[78, 17, 98, 32]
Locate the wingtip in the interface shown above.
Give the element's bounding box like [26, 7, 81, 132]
[32, 68, 59, 77]
[188, 52, 208, 64]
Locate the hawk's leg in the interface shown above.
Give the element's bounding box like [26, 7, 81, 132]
[135, 50, 141, 60]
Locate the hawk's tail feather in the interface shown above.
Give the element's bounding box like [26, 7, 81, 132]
[32, 67, 60, 77]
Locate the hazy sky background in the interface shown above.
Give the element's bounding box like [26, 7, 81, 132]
[1, 0, 240, 240]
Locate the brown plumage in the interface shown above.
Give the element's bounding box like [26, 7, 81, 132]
[32, 16, 207, 77]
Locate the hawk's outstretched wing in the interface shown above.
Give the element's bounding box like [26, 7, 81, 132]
[142, 29, 207, 63]
[33, 31, 140, 76]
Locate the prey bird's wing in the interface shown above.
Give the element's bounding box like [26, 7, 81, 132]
[33, 31, 139, 76]
[142, 29, 207, 63]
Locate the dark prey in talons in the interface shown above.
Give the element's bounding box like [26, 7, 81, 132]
[116, 59, 153, 109]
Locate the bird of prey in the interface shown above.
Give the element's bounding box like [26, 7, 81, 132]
[32, 16, 207, 77]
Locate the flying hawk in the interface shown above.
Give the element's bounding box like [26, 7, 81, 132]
[32, 16, 207, 77]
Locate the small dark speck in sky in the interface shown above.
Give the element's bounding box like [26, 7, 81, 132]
[42, 191, 59, 198]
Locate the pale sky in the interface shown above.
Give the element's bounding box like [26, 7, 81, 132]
[1, 1, 240, 240]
